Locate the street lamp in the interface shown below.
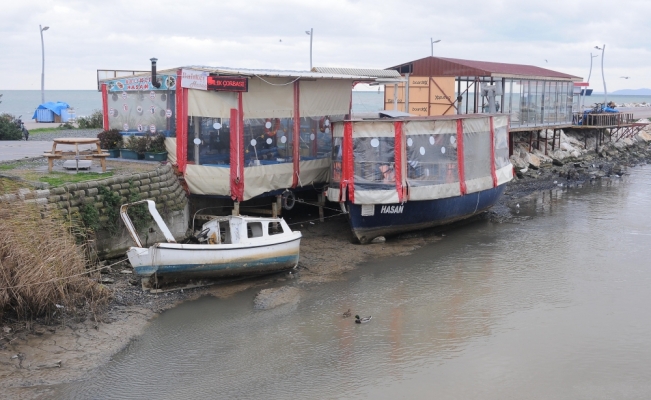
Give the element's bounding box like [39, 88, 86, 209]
[431, 38, 441, 57]
[582, 53, 599, 111]
[40, 24, 49, 104]
[305, 28, 313, 70]
[595, 45, 607, 105]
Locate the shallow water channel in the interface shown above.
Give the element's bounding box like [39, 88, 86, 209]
[56, 166, 651, 399]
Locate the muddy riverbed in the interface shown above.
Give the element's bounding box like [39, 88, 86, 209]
[2, 132, 651, 398]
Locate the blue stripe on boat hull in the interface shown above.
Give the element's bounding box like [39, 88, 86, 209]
[134, 254, 299, 279]
[348, 185, 506, 243]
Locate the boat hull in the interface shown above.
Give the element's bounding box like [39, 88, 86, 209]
[347, 185, 506, 243]
[126, 235, 301, 279]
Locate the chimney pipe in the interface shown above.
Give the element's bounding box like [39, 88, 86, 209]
[150, 58, 161, 88]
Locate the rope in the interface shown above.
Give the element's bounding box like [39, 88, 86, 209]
[0, 258, 129, 291]
[287, 211, 347, 226]
[253, 74, 301, 86]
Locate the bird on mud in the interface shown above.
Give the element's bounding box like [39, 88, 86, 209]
[355, 315, 372, 324]
[343, 309, 351, 318]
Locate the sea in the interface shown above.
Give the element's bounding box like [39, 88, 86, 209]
[2, 90, 650, 120]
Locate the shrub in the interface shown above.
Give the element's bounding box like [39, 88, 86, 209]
[125, 135, 147, 154]
[77, 109, 103, 129]
[58, 121, 75, 130]
[146, 133, 167, 153]
[0, 113, 23, 140]
[97, 129, 123, 149]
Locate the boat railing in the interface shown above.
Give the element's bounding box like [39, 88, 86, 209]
[120, 200, 176, 247]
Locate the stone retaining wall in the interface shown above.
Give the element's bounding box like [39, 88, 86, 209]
[0, 163, 189, 259]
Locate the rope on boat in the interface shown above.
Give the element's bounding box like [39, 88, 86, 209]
[0, 258, 129, 290]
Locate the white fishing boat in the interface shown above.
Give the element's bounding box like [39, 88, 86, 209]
[120, 200, 302, 283]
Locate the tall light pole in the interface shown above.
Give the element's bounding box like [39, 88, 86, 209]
[305, 28, 313, 70]
[40, 24, 49, 104]
[582, 53, 599, 111]
[431, 38, 441, 57]
[595, 44, 607, 105]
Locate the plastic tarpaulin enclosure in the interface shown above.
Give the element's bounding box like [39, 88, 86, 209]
[328, 115, 513, 205]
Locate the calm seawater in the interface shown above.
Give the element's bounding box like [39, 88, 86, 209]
[1, 90, 648, 121]
[0, 90, 385, 120]
[54, 166, 651, 399]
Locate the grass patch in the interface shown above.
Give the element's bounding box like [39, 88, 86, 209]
[39, 171, 113, 187]
[0, 163, 19, 171]
[0, 177, 31, 194]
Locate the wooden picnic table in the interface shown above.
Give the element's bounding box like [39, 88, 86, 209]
[44, 137, 110, 172]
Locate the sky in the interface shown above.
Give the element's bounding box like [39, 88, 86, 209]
[1, 0, 650, 92]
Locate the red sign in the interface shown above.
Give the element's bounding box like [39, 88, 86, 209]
[207, 76, 248, 92]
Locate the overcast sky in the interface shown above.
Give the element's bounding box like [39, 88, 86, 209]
[1, 0, 650, 92]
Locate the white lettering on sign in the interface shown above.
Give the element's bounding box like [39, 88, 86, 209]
[149, 124, 156, 133]
[380, 205, 404, 214]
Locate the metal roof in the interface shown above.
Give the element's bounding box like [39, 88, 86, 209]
[388, 56, 582, 81]
[311, 67, 401, 78]
[98, 66, 371, 83]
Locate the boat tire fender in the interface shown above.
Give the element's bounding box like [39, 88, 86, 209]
[282, 190, 295, 210]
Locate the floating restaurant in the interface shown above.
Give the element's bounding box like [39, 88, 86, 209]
[98, 63, 399, 208]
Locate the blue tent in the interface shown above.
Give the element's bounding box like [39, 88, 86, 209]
[32, 101, 72, 122]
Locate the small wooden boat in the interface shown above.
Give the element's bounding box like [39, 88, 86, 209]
[120, 200, 301, 283]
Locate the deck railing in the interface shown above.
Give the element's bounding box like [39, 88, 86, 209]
[572, 112, 635, 127]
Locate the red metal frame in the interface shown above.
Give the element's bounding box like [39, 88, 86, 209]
[292, 82, 301, 187]
[394, 121, 405, 203]
[342, 121, 354, 203]
[489, 116, 497, 187]
[101, 84, 109, 130]
[175, 69, 188, 173]
[456, 119, 466, 195]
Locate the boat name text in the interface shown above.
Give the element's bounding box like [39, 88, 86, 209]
[380, 205, 404, 214]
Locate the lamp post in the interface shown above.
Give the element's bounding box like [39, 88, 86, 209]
[39, 24, 49, 104]
[582, 53, 599, 111]
[431, 38, 441, 57]
[595, 44, 607, 105]
[305, 28, 313, 70]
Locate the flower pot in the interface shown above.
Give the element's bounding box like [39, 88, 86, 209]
[120, 149, 140, 160]
[106, 149, 120, 158]
[144, 151, 168, 161]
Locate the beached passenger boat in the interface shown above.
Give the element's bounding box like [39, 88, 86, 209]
[326, 113, 513, 243]
[120, 200, 301, 281]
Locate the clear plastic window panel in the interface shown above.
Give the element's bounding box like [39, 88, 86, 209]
[493, 125, 510, 169]
[107, 90, 175, 136]
[186, 117, 231, 166]
[299, 116, 334, 160]
[243, 118, 294, 166]
[406, 134, 459, 186]
[353, 137, 395, 190]
[331, 137, 343, 184]
[462, 127, 492, 181]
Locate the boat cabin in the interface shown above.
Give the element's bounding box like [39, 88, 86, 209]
[197, 215, 291, 245]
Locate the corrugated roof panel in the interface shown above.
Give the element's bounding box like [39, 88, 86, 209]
[388, 57, 582, 81]
[311, 67, 401, 78]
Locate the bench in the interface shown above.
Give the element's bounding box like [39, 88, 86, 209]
[43, 152, 110, 172]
